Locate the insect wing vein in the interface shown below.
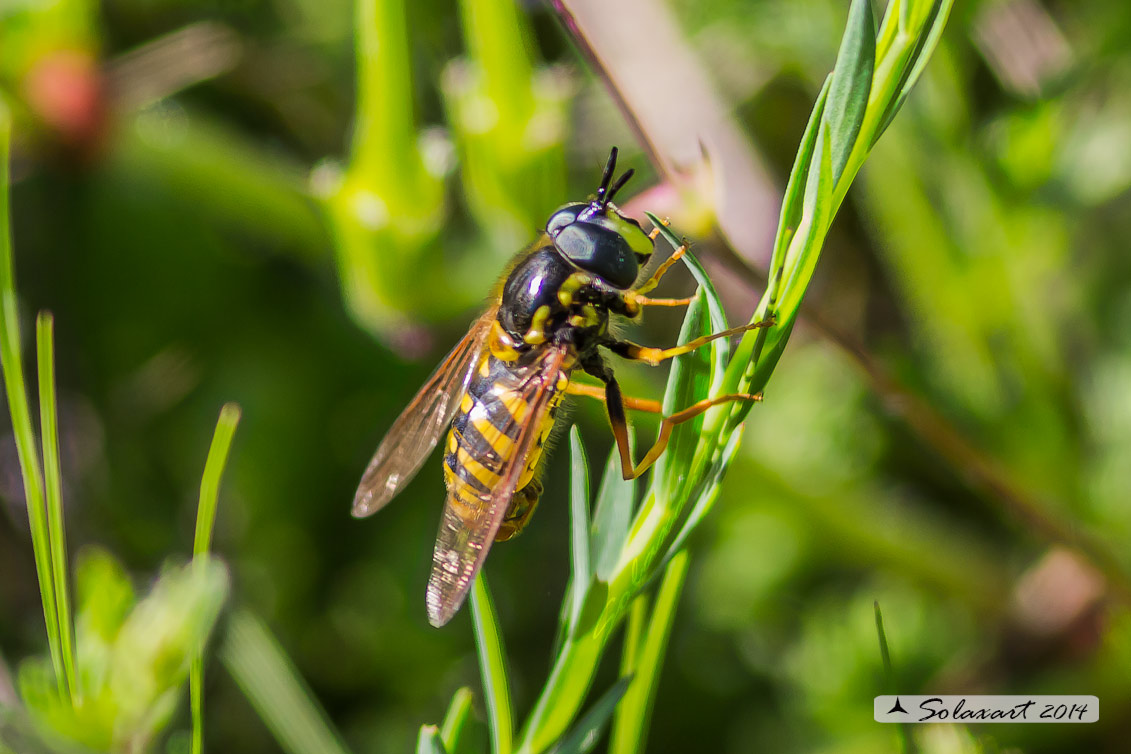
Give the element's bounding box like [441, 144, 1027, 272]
[352, 305, 499, 517]
[425, 346, 567, 626]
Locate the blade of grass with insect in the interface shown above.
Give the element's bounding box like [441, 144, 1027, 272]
[34, 313, 77, 703]
[220, 609, 353, 754]
[470, 574, 513, 754]
[0, 101, 68, 702]
[190, 403, 241, 754]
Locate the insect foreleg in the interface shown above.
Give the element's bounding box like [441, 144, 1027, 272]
[631, 295, 696, 308]
[633, 236, 686, 296]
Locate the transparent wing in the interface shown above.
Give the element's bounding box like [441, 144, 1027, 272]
[425, 346, 567, 627]
[352, 305, 498, 518]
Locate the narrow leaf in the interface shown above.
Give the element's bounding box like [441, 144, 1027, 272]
[825, 0, 876, 183]
[220, 609, 352, 754]
[780, 120, 835, 321]
[0, 107, 63, 697]
[723, 77, 831, 398]
[191, 402, 242, 754]
[658, 428, 744, 568]
[767, 76, 832, 288]
[440, 687, 474, 754]
[874, 0, 955, 143]
[568, 427, 591, 628]
[650, 293, 707, 496]
[875, 603, 917, 754]
[590, 444, 634, 581]
[470, 575, 513, 754]
[35, 312, 76, 703]
[417, 725, 449, 754]
[609, 551, 689, 754]
[193, 403, 242, 557]
[550, 676, 633, 754]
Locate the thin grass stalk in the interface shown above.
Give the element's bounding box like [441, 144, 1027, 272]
[470, 575, 513, 754]
[608, 551, 688, 754]
[34, 312, 77, 703]
[0, 101, 67, 700]
[191, 403, 242, 754]
[220, 609, 352, 754]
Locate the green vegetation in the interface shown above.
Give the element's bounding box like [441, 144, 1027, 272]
[2, 0, 1130, 753]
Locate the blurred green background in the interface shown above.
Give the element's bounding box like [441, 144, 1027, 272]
[2, 0, 1131, 751]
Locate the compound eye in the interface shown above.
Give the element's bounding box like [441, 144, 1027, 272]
[554, 224, 638, 289]
[546, 203, 588, 237]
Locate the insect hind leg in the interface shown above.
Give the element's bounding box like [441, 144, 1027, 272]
[495, 478, 542, 541]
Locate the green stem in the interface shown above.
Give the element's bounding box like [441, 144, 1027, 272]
[459, 0, 534, 129]
[352, 0, 426, 201]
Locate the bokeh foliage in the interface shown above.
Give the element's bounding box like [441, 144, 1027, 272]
[2, 0, 1131, 752]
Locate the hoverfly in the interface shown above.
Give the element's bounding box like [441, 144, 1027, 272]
[353, 147, 770, 627]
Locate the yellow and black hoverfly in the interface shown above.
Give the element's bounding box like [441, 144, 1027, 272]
[352, 147, 769, 627]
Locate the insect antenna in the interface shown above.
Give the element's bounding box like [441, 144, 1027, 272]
[603, 168, 635, 207]
[596, 146, 619, 204]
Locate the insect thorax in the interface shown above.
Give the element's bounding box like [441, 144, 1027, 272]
[497, 246, 610, 352]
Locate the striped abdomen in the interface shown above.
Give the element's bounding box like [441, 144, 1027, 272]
[443, 352, 567, 541]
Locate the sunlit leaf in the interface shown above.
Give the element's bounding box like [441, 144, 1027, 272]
[549, 676, 632, 754]
[825, 0, 876, 182]
[590, 445, 634, 582]
[470, 575, 513, 754]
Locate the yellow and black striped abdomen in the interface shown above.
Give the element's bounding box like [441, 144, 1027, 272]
[443, 351, 567, 539]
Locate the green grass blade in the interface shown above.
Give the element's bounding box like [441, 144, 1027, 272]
[0, 101, 64, 699]
[567, 428, 592, 629]
[723, 77, 831, 398]
[650, 292, 706, 495]
[590, 444, 634, 582]
[417, 725, 449, 754]
[874, 0, 955, 143]
[608, 550, 689, 754]
[470, 574, 513, 754]
[34, 312, 76, 704]
[825, 0, 876, 183]
[220, 609, 352, 754]
[191, 402, 242, 754]
[550, 676, 632, 754]
[614, 596, 647, 715]
[439, 687, 474, 754]
[193, 403, 242, 558]
[875, 603, 917, 754]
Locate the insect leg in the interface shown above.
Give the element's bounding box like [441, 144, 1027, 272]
[582, 355, 761, 481]
[565, 380, 663, 413]
[604, 319, 774, 367]
[622, 392, 763, 480]
[632, 295, 696, 308]
[634, 235, 686, 295]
